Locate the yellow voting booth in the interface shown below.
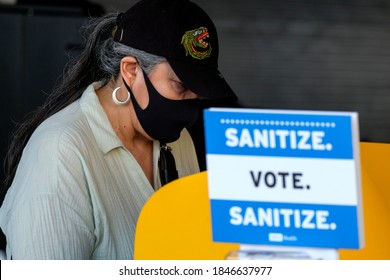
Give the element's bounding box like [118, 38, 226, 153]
[134, 142, 390, 260]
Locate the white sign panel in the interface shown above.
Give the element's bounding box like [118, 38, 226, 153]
[204, 108, 363, 249]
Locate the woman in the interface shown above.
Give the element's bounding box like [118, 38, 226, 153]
[0, 0, 237, 259]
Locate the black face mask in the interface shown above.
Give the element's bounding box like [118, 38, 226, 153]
[123, 69, 200, 143]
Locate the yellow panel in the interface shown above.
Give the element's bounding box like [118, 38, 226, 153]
[134, 171, 239, 260]
[134, 142, 390, 260]
[339, 142, 390, 259]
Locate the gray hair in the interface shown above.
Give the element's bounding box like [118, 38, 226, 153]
[98, 37, 167, 84]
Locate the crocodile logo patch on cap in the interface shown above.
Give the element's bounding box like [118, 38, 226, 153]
[181, 27, 212, 60]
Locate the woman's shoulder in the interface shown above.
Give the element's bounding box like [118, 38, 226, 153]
[0, 102, 91, 213]
[26, 101, 91, 155]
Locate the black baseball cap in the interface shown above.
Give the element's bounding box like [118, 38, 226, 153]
[113, 0, 237, 101]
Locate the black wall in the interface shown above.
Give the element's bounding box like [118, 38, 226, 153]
[195, 0, 390, 143]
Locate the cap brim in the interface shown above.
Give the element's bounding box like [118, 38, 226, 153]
[168, 59, 238, 101]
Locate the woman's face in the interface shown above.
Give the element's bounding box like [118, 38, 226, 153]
[128, 60, 201, 142]
[132, 61, 198, 109]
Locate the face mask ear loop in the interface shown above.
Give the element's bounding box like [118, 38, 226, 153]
[121, 57, 146, 108]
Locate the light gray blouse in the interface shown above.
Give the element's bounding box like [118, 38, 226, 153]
[0, 83, 200, 259]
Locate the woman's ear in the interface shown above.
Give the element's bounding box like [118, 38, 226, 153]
[120, 56, 138, 85]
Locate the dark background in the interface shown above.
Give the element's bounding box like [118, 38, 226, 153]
[1, 0, 390, 253]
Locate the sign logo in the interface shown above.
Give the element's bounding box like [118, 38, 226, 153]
[181, 27, 212, 60]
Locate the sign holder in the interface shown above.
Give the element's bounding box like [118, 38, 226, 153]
[204, 108, 363, 259]
[226, 245, 338, 260]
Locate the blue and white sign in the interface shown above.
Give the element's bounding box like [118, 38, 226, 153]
[204, 108, 363, 249]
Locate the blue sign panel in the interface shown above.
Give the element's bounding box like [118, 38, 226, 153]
[204, 110, 353, 159]
[210, 200, 359, 248]
[204, 108, 363, 249]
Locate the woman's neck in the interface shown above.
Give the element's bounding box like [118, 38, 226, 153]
[96, 82, 154, 185]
